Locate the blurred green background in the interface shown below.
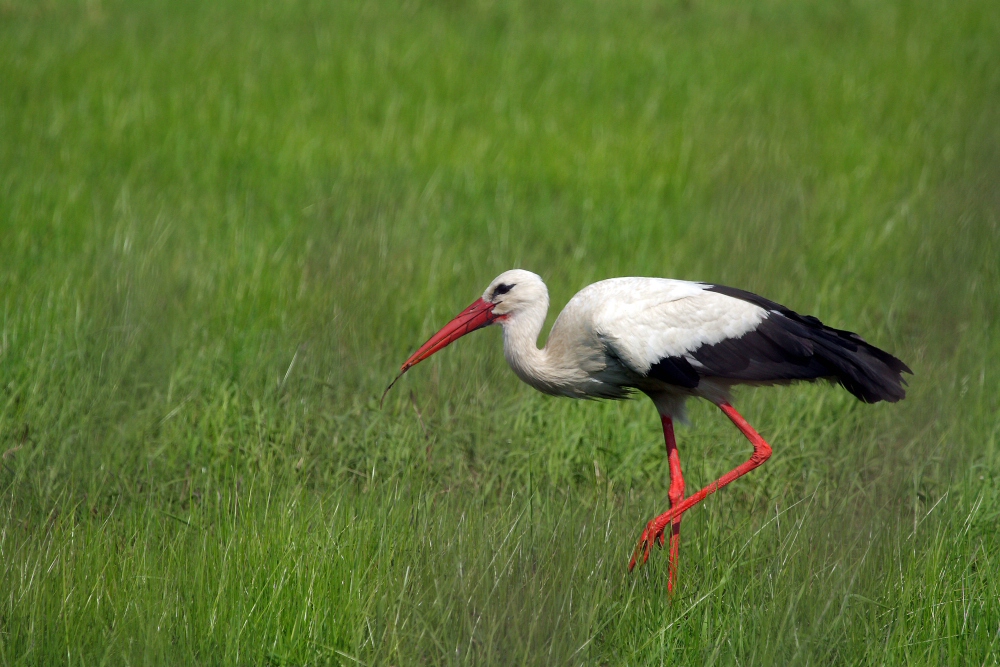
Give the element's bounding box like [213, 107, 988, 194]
[1, 0, 998, 664]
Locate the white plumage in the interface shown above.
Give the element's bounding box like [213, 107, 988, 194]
[486, 270, 768, 415]
[570, 278, 766, 370]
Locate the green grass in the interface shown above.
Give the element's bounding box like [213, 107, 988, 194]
[2, 0, 999, 663]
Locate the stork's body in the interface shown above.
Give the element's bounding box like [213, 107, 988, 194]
[388, 270, 910, 588]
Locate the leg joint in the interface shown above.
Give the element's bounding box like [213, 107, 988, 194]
[752, 441, 772, 464]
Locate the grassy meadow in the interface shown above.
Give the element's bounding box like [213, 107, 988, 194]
[2, 0, 999, 663]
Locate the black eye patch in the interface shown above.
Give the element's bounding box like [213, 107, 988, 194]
[492, 283, 514, 299]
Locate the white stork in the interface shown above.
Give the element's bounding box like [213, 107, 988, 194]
[385, 269, 910, 588]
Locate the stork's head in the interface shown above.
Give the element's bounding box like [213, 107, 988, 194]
[482, 269, 548, 320]
[381, 269, 547, 404]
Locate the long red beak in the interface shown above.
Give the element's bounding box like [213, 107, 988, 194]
[381, 298, 499, 404]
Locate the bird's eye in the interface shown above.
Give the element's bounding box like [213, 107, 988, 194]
[493, 283, 514, 299]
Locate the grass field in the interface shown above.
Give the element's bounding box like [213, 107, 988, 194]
[2, 0, 999, 663]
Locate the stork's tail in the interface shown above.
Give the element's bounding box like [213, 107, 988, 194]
[795, 317, 912, 403]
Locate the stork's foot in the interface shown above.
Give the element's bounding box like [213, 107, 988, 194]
[627, 512, 674, 571]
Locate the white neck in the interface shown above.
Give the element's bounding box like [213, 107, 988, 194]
[499, 293, 563, 394]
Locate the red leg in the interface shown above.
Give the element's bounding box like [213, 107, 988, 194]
[629, 402, 772, 571]
[660, 415, 685, 592]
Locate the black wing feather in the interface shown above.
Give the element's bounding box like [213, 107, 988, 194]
[644, 284, 912, 404]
